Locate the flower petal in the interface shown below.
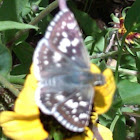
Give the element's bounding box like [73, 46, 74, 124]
[90, 63, 101, 74]
[65, 124, 113, 140]
[0, 111, 48, 140]
[93, 123, 113, 140]
[0, 65, 48, 140]
[94, 69, 116, 114]
[14, 65, 39, 116]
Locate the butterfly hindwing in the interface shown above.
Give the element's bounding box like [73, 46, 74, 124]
[35, 83, 94, 132]
[53, 85, 94, 132]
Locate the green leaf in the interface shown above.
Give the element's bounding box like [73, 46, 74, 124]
[113, 115, 126, 140]
[13, 42, 34, 65]
[118, 80, 140, 104]
[0, 0, 18, 21]
[0, 0, 29, 21]
[53, 131, 63, 140]
[0, 43, 12, 76]
[7, 74, 25, 85]
[124, 0, 140, 32]
[14, 0, 29, 20]
[99, 108, 116, 127]
[121, 107, 133, 113]
[0, 0, 31, 42]
[84, 36, 94, 51]
[110, 13, 119, 23]
[11, 64, 30, 75]
[11, 42, 34, 75]
[71, 8, 101, 35]
[0, 21, 38, 31]
[90, 35, 105, 64]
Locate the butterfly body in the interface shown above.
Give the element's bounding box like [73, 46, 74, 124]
[33, 6, 105, 132]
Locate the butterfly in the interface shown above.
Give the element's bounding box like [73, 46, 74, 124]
[33, 0, 105, 132]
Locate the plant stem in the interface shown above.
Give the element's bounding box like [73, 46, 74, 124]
[29, 0, 58, 25]
[115, 33, 128, 82]
[122, 112, 140, 118]
[90, 47, 140, 59]
[110, 113, 120, 132]
[83, 0, 89, 12]
[7, 76, 25, 85]
[107, 66, 140, 76]
[7, 0, 59, 47]
[0, 74, 19, 96]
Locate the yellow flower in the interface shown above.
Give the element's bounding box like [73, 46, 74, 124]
[65, 125, 113, 140]
[0, 65, 48, 140]
[0, 64, 115, 140]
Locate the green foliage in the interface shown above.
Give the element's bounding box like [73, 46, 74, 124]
[0, 0, 140, 140]
[0, 21, 37, 31]
[0, 43, 12, 76]
[118, 80, 140, 104]
[113, 115, 126, 140]
[125, 0, 140, 32]
[72, 8, 101, 35]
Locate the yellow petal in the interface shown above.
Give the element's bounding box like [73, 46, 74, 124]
[90, 63, 101, 74]
[93, 123, 113, 140]
[65, 124, 113, 140]
[125, 39, 130, 44]
[0, 65, 48, 140]
[84, 127, 94, 140]
[90, 112, 98, 124]
[14, 65, 39, 116]
[130, 39, 134, 44]
[94, 69, 116, 114]
[0, 111, 48, 140]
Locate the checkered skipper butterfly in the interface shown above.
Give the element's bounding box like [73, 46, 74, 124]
[33, 0, 105, 132]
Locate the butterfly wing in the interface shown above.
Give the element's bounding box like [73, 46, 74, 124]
[33, 8, 90, 81]
[33, 7, 94, 132]
[53, 84, 94, 132]
[45, 9, 90, 68]
[35, 83, 94, 132]
[33, 38, 79, 80]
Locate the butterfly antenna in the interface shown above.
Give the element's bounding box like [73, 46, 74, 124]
[58, 0, 68, 11]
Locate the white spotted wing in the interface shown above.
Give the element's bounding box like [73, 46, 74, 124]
[33, 8, 94, 132]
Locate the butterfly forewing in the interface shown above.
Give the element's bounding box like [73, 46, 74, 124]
[33, 38, 80, 80]
[46, 9, 90, 67]
[33, 8, 90, 79]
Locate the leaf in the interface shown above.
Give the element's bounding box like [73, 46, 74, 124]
[124, 0, 140, 32]
[0, 0, 18, 21]
[118, 80, 140, 104]
[14, 0, 29, 20]
[99, 108, 116, 127]
[13, 42, 34, 65]
[113, 115, 126, 140]
[0, 21, 38, 31]
[11, 64, 30, 75]
[0, 43, 12, 76]
[0, 0, 29, 21]
[0, 0, 31, 42]
[84, 36, 94, 51]
[11, 42, 34, 75]
[70, 8, 101, 35]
